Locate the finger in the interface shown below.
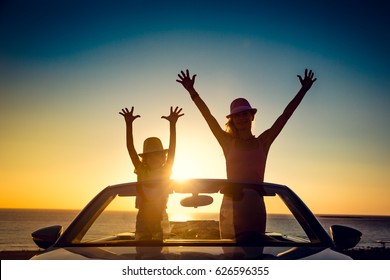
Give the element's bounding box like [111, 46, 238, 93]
[312, 78, 317, 83]
[192, 74, 197, 82]
[304, 68, 308, 77]
[297, 75, 303, 83]
[186, 69, 189, 77]
[161, 116, 167, 120]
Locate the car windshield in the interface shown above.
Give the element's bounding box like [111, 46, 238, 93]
[81, 194, 308, 243]
[61, 180, 327, 251]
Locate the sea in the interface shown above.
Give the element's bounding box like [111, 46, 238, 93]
[1, 208, 390, 251]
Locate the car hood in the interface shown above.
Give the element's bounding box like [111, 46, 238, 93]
[31, 246, 352, 260]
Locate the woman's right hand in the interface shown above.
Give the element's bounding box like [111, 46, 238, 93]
[119, 107, 140, 123]
[162, 106, 184, 124]
[176, 69, 197, 92]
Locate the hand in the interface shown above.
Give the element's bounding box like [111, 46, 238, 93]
[119, 107, 140, 123]
[162, 106, 184, 124]
[297, 69, 317, 91]
[176, 69, 197, 92]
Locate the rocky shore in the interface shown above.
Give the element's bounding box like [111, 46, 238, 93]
[344, 247, 390, 260]
[1, 250, 42, 260]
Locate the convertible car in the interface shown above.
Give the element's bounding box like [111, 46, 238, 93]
[31, 179, 362, 260]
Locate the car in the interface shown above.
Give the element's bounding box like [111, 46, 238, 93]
[31, 179, 362, 260]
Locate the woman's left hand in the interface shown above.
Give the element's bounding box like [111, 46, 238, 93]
[298, 69, 317, 91]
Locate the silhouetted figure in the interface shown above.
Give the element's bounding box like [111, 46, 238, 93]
[176, 69, 316, 240]
[120, 106, 184, 240]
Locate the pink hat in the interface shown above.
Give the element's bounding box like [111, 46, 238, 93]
[226, 98, 257, 118]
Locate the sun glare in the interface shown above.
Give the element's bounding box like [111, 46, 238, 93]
[167, 213, 193, 222]
[166, 194, 194, 221]
[171, 163, 197, 179]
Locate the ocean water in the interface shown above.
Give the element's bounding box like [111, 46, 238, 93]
[0, 209, 389, 251]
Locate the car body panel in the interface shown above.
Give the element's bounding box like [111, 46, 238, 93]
[31, 246, 351, 260]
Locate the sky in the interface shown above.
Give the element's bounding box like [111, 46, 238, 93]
[0, 0, 389, 215]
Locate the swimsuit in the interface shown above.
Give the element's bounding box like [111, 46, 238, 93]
[134, 164, 170, 240]
[220, 139, 267, 239]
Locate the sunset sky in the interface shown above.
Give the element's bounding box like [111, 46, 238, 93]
[1, 0, 389, 215]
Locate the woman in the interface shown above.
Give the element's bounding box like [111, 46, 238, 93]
[176, 69, 317, 240]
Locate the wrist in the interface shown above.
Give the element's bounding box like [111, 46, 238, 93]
[300, 86, 310, 92]
[190, 91, 199, 100]
[187, 88, 197, 94]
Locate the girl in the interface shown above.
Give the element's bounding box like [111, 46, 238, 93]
[119, 106, 184, 240]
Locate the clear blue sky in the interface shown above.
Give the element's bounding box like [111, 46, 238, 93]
[1, 0, 389, 214]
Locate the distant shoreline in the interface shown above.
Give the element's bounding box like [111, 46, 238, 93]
[318, 215, 364, 219]
[318, 214, 390, 219]
[1, 208, 390, 217]
[1, 248, 389, 260]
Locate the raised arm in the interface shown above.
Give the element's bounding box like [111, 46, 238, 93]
[161, 106, 184, 169]
[119, 107, 142, 169]
[260, 69, 317, 147]
[176, 69, 231, 152]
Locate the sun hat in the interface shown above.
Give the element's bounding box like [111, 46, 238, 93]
[138, 137, 168, 157]
[226, 98, 257, 118]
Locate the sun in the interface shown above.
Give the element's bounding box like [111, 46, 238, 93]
[166, 194, 194, 221]
[171, 161, 199, 180]
[168, 212, 193, 222]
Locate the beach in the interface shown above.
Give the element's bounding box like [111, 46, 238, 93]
[1, 250, 42, 260]
[344, 247, 390, 260]
[1, 248, 389, 260]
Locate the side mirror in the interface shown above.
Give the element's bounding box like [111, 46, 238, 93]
[330, 225, 362, 250]
[180, 194, 213, 208]
[32, 225, 63, 249]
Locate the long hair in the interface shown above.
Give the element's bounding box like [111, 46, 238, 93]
[225, 117, 238, 137]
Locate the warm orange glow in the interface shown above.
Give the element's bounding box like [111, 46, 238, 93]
[1, 43, 389, 216]
[171, 164, 196, 180]
[167, 213, 193, 222]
